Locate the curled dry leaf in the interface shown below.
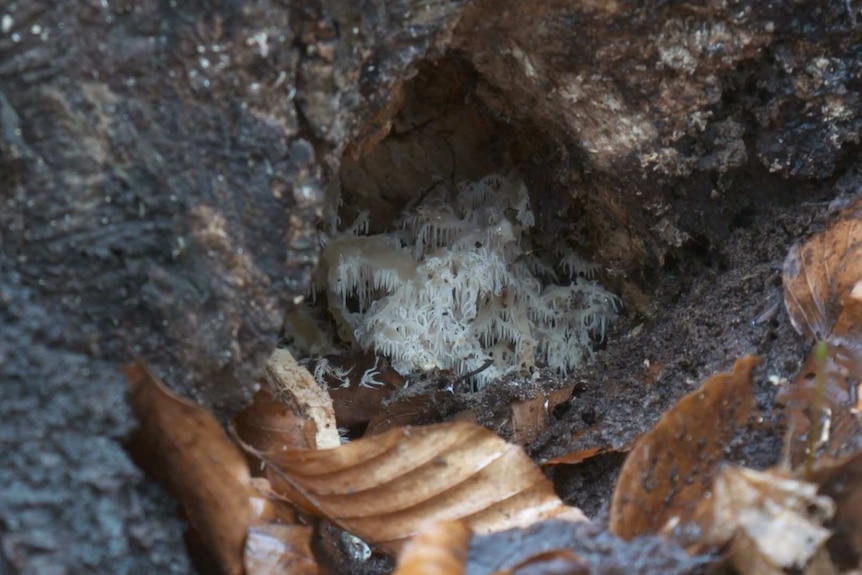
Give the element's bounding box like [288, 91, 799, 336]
[807, 449, 862, 568]
[365, 389, 450, 435]
[782, 197, 862, 341]
[392, 521, 472, 575]
[609, 355, 762, 540]
[542, 446, 620, 467]
[245, 421, 586, 554]
[541, 415, 634, 468]
[235, 388, 318, 456]
[508, 396, 550, 444]
[777, 338, 862, 468]
[319, 352, 406, 428]
[264, 348, 341, 449]
[124, 362, 254, 575]
[779, 198, 862, 471]
[235, 348, 341, 479]
[683, 466, 834, 575]
[509, 385, 575, 446]
[244, 524, 318, 575]
[249, 477, 298, 524]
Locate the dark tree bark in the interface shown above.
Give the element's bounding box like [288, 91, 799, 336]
[0, 1, 461, 572]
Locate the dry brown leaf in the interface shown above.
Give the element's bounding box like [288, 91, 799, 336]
[392, 521, 472, 575]
[777, 339, 862, 467]
[783, 197, 862, 341]
[124, 362, 254, 575]
[322, 353, 406, 427]
[244, 524, 319, 575]
[780, 199, 862, 470]
[491, 550, 590, 575]
[236, 388, 318, 456]
[510, 385, 575, 446]
[547, 385, 576, 410]
[235, 349, 342, 474]
[264, 348, 341, 449]
[682, 466, 834, 575]
[330, 379, 401, 428]
[249, 477, 299, 524]
[365, 389, 450, 435]
[542, 446, 619, 467]
[247, 422, 586, 554]
[609, 355, 762, 540]
[808, 449, 862, 568]
[510, 397, 548, 446]
[832, 280, 862, 347]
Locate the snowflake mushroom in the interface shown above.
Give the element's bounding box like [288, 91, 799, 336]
[304, 174, 620, 388]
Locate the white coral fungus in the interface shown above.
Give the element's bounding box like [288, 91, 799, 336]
[314, 174, 619, 388]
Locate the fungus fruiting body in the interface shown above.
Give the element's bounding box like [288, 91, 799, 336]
[296, 174, 619, 388]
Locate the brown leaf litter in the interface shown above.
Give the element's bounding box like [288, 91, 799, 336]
[779, 198, 862, 468]
[123, 199, 862, 574]
[609, 355, 763, 540]
[126, 361, 324, 575]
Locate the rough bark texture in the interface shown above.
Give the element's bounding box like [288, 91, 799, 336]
[0, 1, 461, 572]
[2, 0, 861, 572]
[452, 0, 862, 271]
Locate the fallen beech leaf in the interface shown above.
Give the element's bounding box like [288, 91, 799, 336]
[492, 549, 590, 575]
[777, 339, 862, 467]
[683, 466, 834, 575]
[365, 389, 450, 435]
[235, 388, 317, 456]
[610, 355, 762, 540]
[249, 477, 298, 524]
[330, 382, 399, 428]
[392, 521, 472, 575]
[832, 280, 862, 345]
[547, 385, 576, 410]
[510, 386, 574, 446]
[322, 353, 406, 427]
[249, 422, 586, 554]
[236, 349, 342, 473]
[124, 362, 253, 575]
[807, 449, 862, 567]
[783, 197, 862, 341]
[542, 446, 619, 467]
[263, 348, 340, 450]
[510, 396, 548, 446]
[779, 199, 862, 469]
[244, 524, 318, 575]
[536, 424, 632, 469]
